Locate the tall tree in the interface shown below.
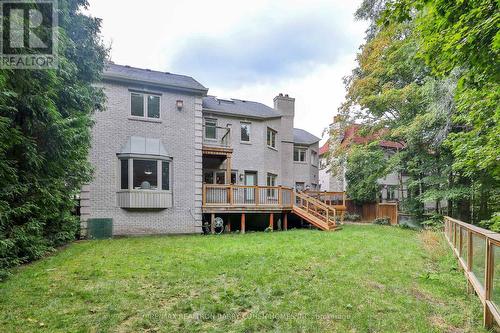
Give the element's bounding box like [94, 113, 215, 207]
[0, 0, 107, 279]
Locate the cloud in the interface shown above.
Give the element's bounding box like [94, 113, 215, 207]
[170, 7, 357, 88]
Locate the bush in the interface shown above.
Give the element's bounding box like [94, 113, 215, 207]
[479, 213, 500, 232]
[0, 1, 107, 280]
[344, 213, 361, 222]
[372, 217, 391, 226]
[421, 214, 444, 231]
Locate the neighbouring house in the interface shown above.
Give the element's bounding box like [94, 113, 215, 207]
[80, 63, 324, 236]
[319, 116, 407, 203]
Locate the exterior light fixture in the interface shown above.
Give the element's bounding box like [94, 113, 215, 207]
[176, 100, 184, 110]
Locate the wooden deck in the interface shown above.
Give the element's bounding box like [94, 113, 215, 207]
[202, 184, 293, 213]
[202, 185, 341, 231]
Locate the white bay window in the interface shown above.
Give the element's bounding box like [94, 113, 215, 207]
[117, 136, 172, 209]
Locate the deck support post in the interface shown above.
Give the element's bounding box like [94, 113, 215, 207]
[269, 213, 274, 230]
[241, 213, 245, 234]
[227, 218, 231, 233]
[210, 213, 215, 234]
[283, 213, 288, 231]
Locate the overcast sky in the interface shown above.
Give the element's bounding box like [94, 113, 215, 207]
[87, 0, 367, 142]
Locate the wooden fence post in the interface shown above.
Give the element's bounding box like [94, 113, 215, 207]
[484, 239, 494, 328]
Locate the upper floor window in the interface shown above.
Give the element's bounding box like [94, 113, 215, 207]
[240, 122, 251, 142]
[311, 151, 318, 166]
[294, 147, 307, 162]
[204, 118, 217, 139]
[267, 128, 277, 149]
[131, 92, 160, 119]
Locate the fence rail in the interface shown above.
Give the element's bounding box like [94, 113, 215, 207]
[444, 216, 500, 328]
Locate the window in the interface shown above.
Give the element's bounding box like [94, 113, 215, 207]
[311, 151, 318, 166]
[294, 147, 307, 162]
[147, 95, 160, 118]
[295, 182, 305, 191]
[130, 92, 160, 119]
[387, 185, 397, 200]
[267, 173, 277, 197]
[240, 122, 251, 142]
[133, 159, 158, 189]
[131, 93, 144, 117]
[119, 158, 170, 191]
[215, 171, 226, 185]
[162, 161, 170, 190]
[204, 118, 217, 139]
[203, 171, 214, 184]
[267, 128, 277, 149]
[203, 170, 237, 184]
[267, 173, 277, 187]
[120, 159, 129, 190]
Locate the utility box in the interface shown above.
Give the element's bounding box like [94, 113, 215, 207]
[87, 218, 113, 240]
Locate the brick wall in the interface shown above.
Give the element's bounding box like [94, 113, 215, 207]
[80, 81, 203, 236]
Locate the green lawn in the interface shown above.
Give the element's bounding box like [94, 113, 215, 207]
[0, 225, 487, 332]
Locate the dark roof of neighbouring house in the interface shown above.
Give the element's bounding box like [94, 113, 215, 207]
[293, 128, 320, 145]
[202, 96, 281, 119]
[103, 63, 208, 94]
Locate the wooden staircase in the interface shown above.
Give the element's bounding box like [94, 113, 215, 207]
[292, 192, 340, 231]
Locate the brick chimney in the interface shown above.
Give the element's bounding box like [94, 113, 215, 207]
[274, 93, 295, 187]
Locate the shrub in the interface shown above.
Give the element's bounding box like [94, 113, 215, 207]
[372, 217, 391, 226]
[344, 213, 361, 222]
[0, 0, 107, 280]
[421, 214, 444, 231]
[479, 213, 500, 232]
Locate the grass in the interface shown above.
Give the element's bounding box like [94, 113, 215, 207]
[0, 225, 488, 332]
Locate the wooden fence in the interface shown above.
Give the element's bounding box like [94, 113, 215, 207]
[444, 216, 500, 328]
[345, 201, 398, 224]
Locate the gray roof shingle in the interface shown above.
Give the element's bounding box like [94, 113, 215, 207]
[293, 128, 320, 145]
[202, 96, 281, 119]
[103, 63, 208, 94]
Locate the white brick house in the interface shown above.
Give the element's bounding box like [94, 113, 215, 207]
[80, 63, 320, 236]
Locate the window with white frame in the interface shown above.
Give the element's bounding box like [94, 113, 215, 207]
[120, 158, 170, 191]
[267, 127, 277, 149]
[240, 122, 251, 142]
[130, 92, 160, 119]
[293, 147, 307, 162]
[266, 173, 277, 198]
[204, 118, 217, 139]
[311, 151, 318, 166]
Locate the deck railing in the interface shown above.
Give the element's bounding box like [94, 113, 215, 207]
[203, 184, 294, 209]
[444, 216, 500, 328]
[202, 126, 231, 148]
[305, 191, 346, 207]
[295, 191, 337, 226]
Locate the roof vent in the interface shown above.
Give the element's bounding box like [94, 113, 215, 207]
[279, 93, 283, 97]
[165, 72, 170, 74]
[146, 69, 151, 71]
[285, 94, 289, 97]
[125, 65, 130, 68]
